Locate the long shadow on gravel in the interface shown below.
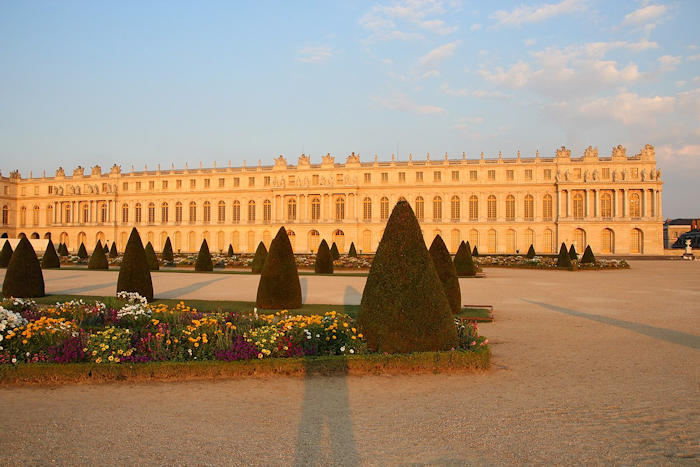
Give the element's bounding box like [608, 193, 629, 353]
[293, 357, 360, 466]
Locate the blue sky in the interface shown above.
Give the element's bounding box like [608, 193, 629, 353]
[0, 0, 698, 217]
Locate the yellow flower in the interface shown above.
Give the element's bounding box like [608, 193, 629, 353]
[358, 333, 363, 338]
[108, 355, 114, 362]
[95, 357, 102, 363]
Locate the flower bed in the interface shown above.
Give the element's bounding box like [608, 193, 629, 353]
[0, 294, 489, 374]
[474, 255, 630, 270]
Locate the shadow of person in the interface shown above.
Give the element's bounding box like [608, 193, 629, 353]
[293, 357, 360, 466]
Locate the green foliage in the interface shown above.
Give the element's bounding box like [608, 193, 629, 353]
[526, 244, 536, 259]
[145, 241, 160, 271]
[557, 243, 573, 269]
[103, 243, 110, 254]
[41, 240, 61, 269]
[77, 242, 88, 259]
[256, 227, 302, 309]
[87, 240, 109, 270]
[116, 228, 154, 302]
[161, 237, 174, 262]
[109, 242, 118, 258]
[251, 242, 268, 273]
[2, 236, 45, 298]
[194, 239, 213, 272]
[581, 245, 596, 264]
[0, 240, 13, 267]
[348, 242, 357, 257]
[314, 239, 334, 274]
[227, 244, 234, 257]
[429, 235, 461, 315]
[330, 242, 340, 260]
[358, 200, 457, 353]
[569, 244, 578, 260]
[454, 241, 477, 277]
[472, 245, 479, 256]
[58, 243, 69, 256]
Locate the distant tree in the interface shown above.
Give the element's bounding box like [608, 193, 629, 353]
[103, 242, 110, 254]
[314, 239, 334, 274]
[41, 240, 61, 269]
[161, 237, 174, 262]
[429, 235, 461, 315]
[116, 228, 153, 301]
[454, 241, 477, 277]
[348, 242, 358, 258]
[2, 236, 45, 298]
[194, 239, 213, 272]
[581, 245, 596, 264]
[145, 241, 160, 271]
[256, 227, 302, 309]
[330, 242, 340, 261]
[109, 242, 118, 258]
[58, 243, 69, 256]
[87, 240, 109, 270]
[557, 243, 573, 269]
[526, 244, 536, 259]
[0, 240, 13, 268]
[569, 244, 578, 261]
[472, 245, 479, 256]
[77, 242, 88, 259]
[227, 244, 234, 257]
[251, 242, 268, 273]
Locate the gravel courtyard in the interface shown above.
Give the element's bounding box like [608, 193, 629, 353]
[1, 261, 698, 465]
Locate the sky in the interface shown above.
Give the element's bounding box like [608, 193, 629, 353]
[0, 0, 698, 217]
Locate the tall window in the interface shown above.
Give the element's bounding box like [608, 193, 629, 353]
[82, 204, 89, 223]
[601, 193, 612, 218]
[287, 198, 296, 221]
[335, 197, 345, 221]
[217, 201, 225, 223]
[525, 229, 534, 249]
[175, 202, 183, 223]
[380, 197, 389, 220]
[573, 193, 584, 219]
[543, 229, 553, 253]
[20, 207, 26, 226]
[309, 230, 320, 252]
[311, 197, 320, 221]
[189, 202, 196, 222]
[148, 202, 155, 223]
[469, 195, 478, 221]
[630, 228, 643, 253]
[433, 196, 442, 221]
[487, 195, 497, 221]
[65, 204, 71, 223]
[161, 203, 169, 223]
[629, 193, 641, 218]
[488, 229, 497, 253]
[232, 201, 240, 223]
[203, 201, 211, 222]
[450, 196, 460, 221]
[248, 200, 256, 222]
[524, 195, 534, 221]
[263, 199, 271, 222]
[543, 194, 553, 220]
[505, 195, 515, 221]
[574, 228, 586, 253]
[363, 197, 372, 221]
[100, 203, 108, 223]
[601, 228, 614, 253]
[122, 204, 129, 223]
[1, 205, 8, 225]
[46, 205, 53, 225]
[135, 203, 142, 223]
[415, 197, 424, 220]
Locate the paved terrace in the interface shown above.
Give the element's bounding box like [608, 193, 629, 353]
[0, 261, 698, 464]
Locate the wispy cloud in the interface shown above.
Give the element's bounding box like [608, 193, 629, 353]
[374, 93, 445, 115]
[491, 0, 586, 27]
[297, 46, 334, 63]
[359, 0, 458, 41]
[441, 83, 508, 99]
[470, 23, 482, 31]
[622, 3, 667, 26]
[417, 40, 461, 69]
[658, 55, 682, 72]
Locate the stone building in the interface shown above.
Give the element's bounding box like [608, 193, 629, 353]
[0, 144, 664, 255]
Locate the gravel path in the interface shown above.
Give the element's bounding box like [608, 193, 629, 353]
[1, 261, 698, 465]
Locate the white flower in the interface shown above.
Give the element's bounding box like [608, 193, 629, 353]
[340, 346, 345, 352]
[349, 349, 354, 354]
[11, 357, 17, 364]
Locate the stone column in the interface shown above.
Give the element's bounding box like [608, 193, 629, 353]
[566, 190, 571, 218]
[622, 189, 627, 218]
[584, 189, 588, 218]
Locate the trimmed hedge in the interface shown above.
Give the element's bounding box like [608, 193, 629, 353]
[256, 227, 302, 309]
[251, 242, 268, 273]
[429, 235, 461, 315]
[569, 244, 578, 261]
[581, 245, 596, 264]
[557, 243, 573, 269]
[2, 236, 45, 298]
[330, 242, 340, 261]
[116, 228, 154, 302]
[194, 239, 213, 272]
[526, 244, 536, 259]
[314, 239, 334, 274]
[227, 244, 234, 257]
[87, 240, 109, 270]
[109, 242, 118, 258]
[472, 245, 479, 256]
[454, 241, 477, 277]
[0, 240, 13, 267]
[358, 200, 457, 353]
[161, 237, 174, 262]
[41, 240, 61, 269]
[348, 242, 358, 257]
[58, 243, 69, 257]
[103, 242, 109, 254]
[77, 242, 88, 259]
[145, 242, 160, 271]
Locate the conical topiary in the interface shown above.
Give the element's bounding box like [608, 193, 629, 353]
[569, 244, 578, 261]
[454, 240, 477, 277]
[88, 240, 109, 270]
[227, 244, 234, 257]
[2, 236, 45, 298]
[348, 242, 357, 257]
[109, 242, 118, 258]
[77, 242, 88, 259]
[0, 240, 13, 268]
[557, 243, 573, 269]
[41, 240, 61, 269]
[314, 239, 334, 274]
[581, 245, 596, 264]
[251, 242, 268, 273]
[526, 244, 536, 259]
[358, 200, 457, 353]
[256, 227, 302, 309]
[194, 239, 213, 272]
[145, 242, 160, 271]
[161, 237, 174, 262]
[116, 227, 154, 301]
[58, 242, 69, 256]
[330, 242, 340, 260]
[472, 245, 479, 256]
[429, 235, 461, 315]
[103, 242, 110, 254]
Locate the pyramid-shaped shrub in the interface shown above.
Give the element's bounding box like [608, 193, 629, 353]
[348, 242, 357, 257]
[568, 244, 578, 261]
[2, 236, 45, 298]
[358, 200, 457, 353]
[251, 242, 268, 273]
[88, 240, 109, 270]
[429, 235, 461, 315]
[116, 228, 153, 301]
[557, 243, 573, 269]
[77, 242, 88, 259]
[103, 242, 109, 254]
[145, 242, 160, 271]
[526, 244, 536, 259]
[41, 240, 61, 269]
[454, 241, 477, 277]
[0, 240, 13, 268]
[109, 242, 118, 258]
[472, 245, 479, 256]
[195, 239, 213, 272]
[256, 227, 302, 309]
[314, 239, 334, 274]
[330, 242, 340, 261]
[161, 237, 174, 262]
[227, 244, 234, 257]
[581, 245, 596, 264]
[58, 242, 69, 256]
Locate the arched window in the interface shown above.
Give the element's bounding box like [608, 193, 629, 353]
[630, 228, 643, 253]
[469, 195, 478, 221]
[335, 196, 345, 220]
[135, 203, 142, 223]
[363, 197, 372, 221]
[1, 205, 8, 225]
[574, 228, 586, 253]
[362, 229, 372, 252]
[469, 229, 479, 249]
[525, 228, 534, 250]
[380, 197, 389, 220]
[263, 199, 271, 222]
[287, 198, 297, 221]
[311, 197, 320, 221]
[415, 196, 424, 220]
[247, 200, 256, 222]
[263, 230, 271, 248]
[308, 230, 320, 252]
[505, 229, 516, 253]
[20, 207, 26, 226]
[573, 193, 584, 219]
[189, 202, 196, 222]
[450, 229, 460, 251]
[433, 196, 442, 221]
[629, 193, 641, 218]
[232, 201, 240, 223]
[601, 228, 614, 253]
[33, 205, 40, 226]
[487, 195, 497, 221]
[505, 195, 515, 221]
[543, 194, 553, 220]
[524, 195, 534, 221]
[46, 205, 53, 225]
[148, 203, 156, 223]
[161, 203, 169, 223]
[287, 229, 296, 251]
[217, 201, 225, 223]
[450, 196, 460, 221]
[601, 193, 612, 218]
[203, 201, 211, 223]
[81, 203, 89, 223]
[175, 202, 183, 223]
[487, 229, 497, 253]
[543, 229, 553, 253]
[333, 229, 345, 252]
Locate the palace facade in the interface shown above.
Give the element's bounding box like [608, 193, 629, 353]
[0, 144, 664, 255]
